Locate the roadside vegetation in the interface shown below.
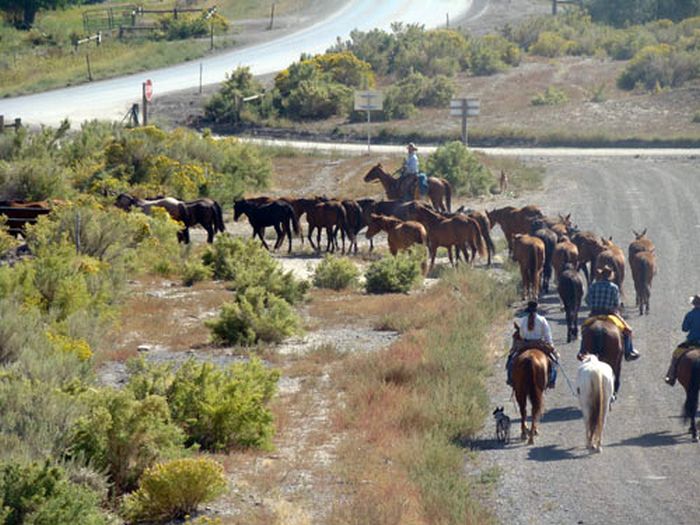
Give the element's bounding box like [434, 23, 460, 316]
[0, 0, 313, 96]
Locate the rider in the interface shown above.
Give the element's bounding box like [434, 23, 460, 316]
[665, 295, 700, 385]
[401, 143, 420, 180]
[579, 264, 640, 361]
[506, 300, 559, 389]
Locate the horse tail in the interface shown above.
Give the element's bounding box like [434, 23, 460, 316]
[444, 180, 452, 212]
[592, 368, 604, 447]
[479, 216, 496, 259]
[338, 205, 352, 241]
[591, 326, 605, 356]
[290, 206, 300, 236]
[528, 244, 538, 296]
[684, 359, 700, 423]
[472, 221, 487, 258]
[529, 355, 546, 421]
[214, 201, 226, 232]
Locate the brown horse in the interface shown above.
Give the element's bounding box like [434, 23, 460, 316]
[552, 235, 579, 284]
[115, 193, 189, 242]
[293, 198, 353, 254]
[363, 164, 452, 212]
[628, 228, 655, 260]
[487, 205, 543, 255]
[596, 237, 626, 299]
[558, 263, 584, 342]
[181, 198, 225, 244]
[414, 205, 485, 272]
[629, 249, 656, 315]
[366, 214, 428, 273]
[571, 230, 606, 284]
[0, 200, 52, 237]
[511, 325, 550, 444]
[580, 318, 624, 396]
[677, 349, 700, 442]
[541, 213, 573, 239]
[454, 206, 496, 266]
[512, 234, 545, 300]
[531, 223, 557, 294]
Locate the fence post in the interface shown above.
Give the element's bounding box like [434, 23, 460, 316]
[13, 118, 21, 131]
[0, 115, 4, 134]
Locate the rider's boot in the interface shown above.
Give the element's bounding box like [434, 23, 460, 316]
[665, 356, 679, 386]
[623, 332, 640, 361]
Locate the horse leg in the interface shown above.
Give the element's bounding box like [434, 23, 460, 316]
[256, 228, 270, 251]
[447, 246, 455, 267]
[308, 225, 317, 251]
[429, 245, 437, 274]
[325, 227, 333, 253]
[205, 224, 215, 243]
[516, 392, 528, 441]
[272, 224, 283, 251]
[286, 220, 293, 254]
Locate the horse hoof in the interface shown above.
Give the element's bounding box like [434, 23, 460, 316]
[533, 428, 539, 436]
[521, 432, 528, 441]
[527, 437, 534, 445]
[693, 435, 699, 443]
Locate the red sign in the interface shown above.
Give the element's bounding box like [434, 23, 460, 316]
[144, 79, 153, 102]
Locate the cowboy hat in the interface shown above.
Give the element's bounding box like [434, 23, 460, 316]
[691, 295, 700, 307]
[595, 264, 615, 279]
[407, 143, 418, 151]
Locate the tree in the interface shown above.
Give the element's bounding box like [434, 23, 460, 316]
[0, 0, 74, 28]
[585, 0, 700, 26]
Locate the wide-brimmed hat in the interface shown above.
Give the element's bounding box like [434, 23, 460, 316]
[407, 143, 418, 151]
[595, 264, 615, 280]
[691, 295, 700, 306]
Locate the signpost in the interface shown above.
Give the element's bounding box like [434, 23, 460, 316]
[449, 98, 480, 146]
[354, 90, 383, 154]
[142, 79, 153, 126]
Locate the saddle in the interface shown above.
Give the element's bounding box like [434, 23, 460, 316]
[673, 343, 700, 359]
[510, 339, 558, 362]
[582, 314, 628, 333]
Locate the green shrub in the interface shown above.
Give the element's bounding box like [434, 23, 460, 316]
[425, 141, 494, 197]
[531, 86, 569, 106]
[68, 389, 185, 494]
[202, 236, 308, 305]
[182, 260, 213, 286]
[122, 457, 226, 524]
[364, 249, 424, 294]
[0, 462, 109, 525]
[313, 255, 360, 290]
[167, 359, 279, 451]
[529, 31, 576, 57]
[206, 286, 300, 346]
[618, 43, 700, 90]
[205, 67, 268, 125]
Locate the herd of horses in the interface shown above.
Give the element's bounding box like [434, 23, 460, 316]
[2, 164, 697, 453]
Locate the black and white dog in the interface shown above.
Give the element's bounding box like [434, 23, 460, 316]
[493, 406, 511, 444]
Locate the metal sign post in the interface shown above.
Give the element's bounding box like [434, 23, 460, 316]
[354, 90, 384, 154]
[449, 98, 480, 146]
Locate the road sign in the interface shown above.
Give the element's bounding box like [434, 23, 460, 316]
[450, 108, 480, 117]
[354, 90, 383, 111]
[449, 98, 481, 146]
[144, 79, 153, 102]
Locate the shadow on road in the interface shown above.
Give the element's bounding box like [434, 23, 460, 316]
[542, 406, 582, 423]
[527, 444, 580, 462]
[609, 430, 686, 448]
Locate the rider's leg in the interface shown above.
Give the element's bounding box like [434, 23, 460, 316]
[506, 353, 514, 386]
[548, 362, 558, 388]
[623, 331, 640, 361]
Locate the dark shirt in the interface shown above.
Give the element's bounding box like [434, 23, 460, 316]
[586, 280, 620, 312]
[682, 307, 700, 343]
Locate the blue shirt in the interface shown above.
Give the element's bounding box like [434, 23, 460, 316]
[404, 153, 419, 175]
[683, 308, 700, 343]
[586, 280, 620, 312]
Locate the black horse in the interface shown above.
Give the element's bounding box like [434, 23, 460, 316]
[532, 220, 558, 295]
[181, 198, 226, 244]
[233, 198, 300, 253]
[557, 262, 584, 342]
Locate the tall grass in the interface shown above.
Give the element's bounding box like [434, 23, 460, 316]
[331, 267, 516, 524]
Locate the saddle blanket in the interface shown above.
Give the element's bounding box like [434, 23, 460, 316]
[582, 314, 626, 333]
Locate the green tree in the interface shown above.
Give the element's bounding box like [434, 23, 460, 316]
[0, 0, 74, 28]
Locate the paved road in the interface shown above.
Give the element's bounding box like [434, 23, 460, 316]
[0, 0, 472, 126]
[481, 156, 700, 525]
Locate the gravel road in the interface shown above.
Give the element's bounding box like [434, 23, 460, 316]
[480, 155, 700, 525]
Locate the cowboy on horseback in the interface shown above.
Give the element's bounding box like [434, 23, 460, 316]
[579, 265, 640, 361]
[506, 300, 559, 389]
[397, 143, 428, 201]
[665, 295, 700, 386]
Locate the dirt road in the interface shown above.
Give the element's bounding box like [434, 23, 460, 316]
[480, 155, 700, 524]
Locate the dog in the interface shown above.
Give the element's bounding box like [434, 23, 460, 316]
[493, 406, 511, 444]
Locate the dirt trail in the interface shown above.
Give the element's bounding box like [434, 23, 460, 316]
[478, 156, 700, 525]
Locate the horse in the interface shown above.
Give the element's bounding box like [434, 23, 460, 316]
[552, 235, 579, 284]
[558, 262, 584, 342]
[596, 237, 626, 300]
[414, 204, 485, 273]
[576, 354, 615, 453]
[0, 200, 52, 237]
[454, 206, 496, 266]
[629, 249, 656, 315]
[341, 199, 363, 254]
[541, 213, 573, 239]
[571, 230, 606, 284]
[366, 213, 427, 256]
[628, 228, 655, 260]
[531, 222, 558, 294]
[487, 205, 543, 255]
[580, 318, 624, 396]
[233, 198, 299, 253]
[114, 193, 189, 242]
[293, 198, 353, 254]
[363, 163, 452, 212]
[511, 325, 550, 444]
[676, 348, 700, 442]
[181, 198, 225, 244]
[512, 234, 545, 300]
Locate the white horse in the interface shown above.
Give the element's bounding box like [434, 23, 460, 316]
[576, 354, 615, 453]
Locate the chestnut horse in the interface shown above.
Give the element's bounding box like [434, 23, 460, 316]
[629, 249, 656, 315]
[511, 325, 550, 444]
[676, 348, 700, 442]
[363, 164, 452, 212]
[558, 262, 584, 342]
[531, 222, 558, 294]
[580, 318, 624, 396]
[628, 228, 655, 260]
[292, 198, 353, 254]
[414, 205, 485, 272]
[512, 234, 545, 300]
[571, 230, 606, 284]
[365, 213, 427, 255]
[487, 205, 543, 255]
[454, 206, 496, 266]
[115, 193, 189, 242]
[552, 235, 579, 284]
[596, 237, 626, 303]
